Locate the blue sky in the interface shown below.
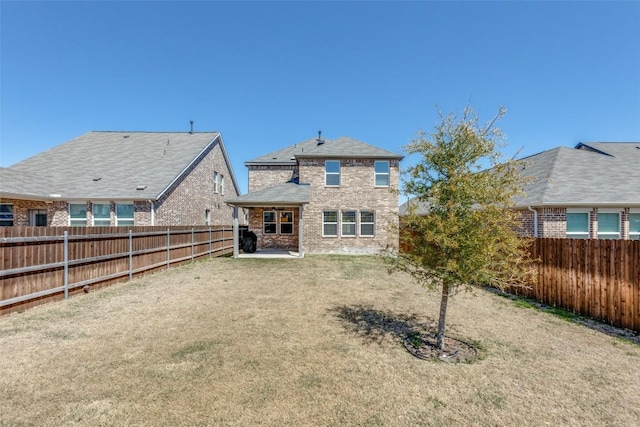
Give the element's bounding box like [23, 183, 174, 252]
[1, 1, 639, 196]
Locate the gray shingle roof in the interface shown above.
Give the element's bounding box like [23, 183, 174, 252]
[226, 182, 310, 206]
[3, 131, 236, 200]
[515, 142, 640, 207]
[0, 167, 52, 199]
[246, 136, 403, 165]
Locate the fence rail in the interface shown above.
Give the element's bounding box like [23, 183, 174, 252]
[508, 238, 640, 332]
[0, 225, 245, 315]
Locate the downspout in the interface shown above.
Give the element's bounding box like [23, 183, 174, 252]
[527, 206, 538, 237]
[150, 200, 156, 226]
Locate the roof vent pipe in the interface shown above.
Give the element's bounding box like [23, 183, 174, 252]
[317, 130, 324, 145]
[190, 121, 194, 134]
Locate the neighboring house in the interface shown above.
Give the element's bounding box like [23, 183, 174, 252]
[514, 142, 640, 240]
[226, 134, 403, 256]
[0, 129, 241, 227]
[400, 142, 640, 240]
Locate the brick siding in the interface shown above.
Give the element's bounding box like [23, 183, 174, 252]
[248, 165, 297, 192]
[248, 207, 300, 250]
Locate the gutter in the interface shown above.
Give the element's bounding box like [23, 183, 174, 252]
[527, 206, 538, 237]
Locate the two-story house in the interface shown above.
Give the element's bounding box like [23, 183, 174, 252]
[0, 128, 241, 227]
[226, 134, 403, 256]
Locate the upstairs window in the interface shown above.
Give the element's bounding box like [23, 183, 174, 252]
[597, 212, 620, 239]
[92, 203, 111, 226]
[374, 161, 390, 187]
[629, 213, 640, 240]
[220, 175, 225, 195]
[213, 172, 218, 193]
[116, 203, 134, 227]
[325, 161, 340, 186]
[566, 212, 589, 239]
[0, 204, 14, 226]
[69, 203, 87, 226]
[263, 211, 276, 234]
[360, 211, 375, 236]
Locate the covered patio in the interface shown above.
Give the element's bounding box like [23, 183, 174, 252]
[226, 182, 310, 259]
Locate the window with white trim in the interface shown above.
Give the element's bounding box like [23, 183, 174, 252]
[323, 211, 338, 236]
[92, 203, 111, 226]
[341, 211, 356, 236]
[325, 161, 340, 186]
[263, 211, 276, 234]
[0, 204, 14, 226]
[374, 161, 390, 187]
[69, 203, 88, 226]
[598, 212, 620, 239]
[360, 211, 375, 236]
[205, 209, 211, 225]
[566, 212, 589, 238]
[220, 175, 225, 195]
[116, 203, 134, 226]
[213, 171, 218, 193]
[629, 213, 640, 240]
[280, 211, 293, 234]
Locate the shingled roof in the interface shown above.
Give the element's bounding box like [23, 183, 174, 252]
[515, 142, 640, 207]
[2, 131, 238, 201]
[226, 182, 310, 207]
[245, 136, 403, 165]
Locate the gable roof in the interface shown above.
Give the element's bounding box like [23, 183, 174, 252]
[2, 131, 240, 201]
[245, 136, 403, 165]
[515, 142, 640, 207]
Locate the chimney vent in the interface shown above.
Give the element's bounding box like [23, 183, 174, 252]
[190, 121, 194, 134]
[317, 130, 324, 145]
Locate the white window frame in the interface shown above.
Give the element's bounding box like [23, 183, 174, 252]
[263, 210, 277, 234]
[0, 203, 14, 226]
[116, 202, 135, 227]
[629, 209, 640, 240]
[69, 202, 88, 227]
[566, 209, 590, 239]
[92, 202, 111, 226]
[360, 211, 375, 237]
[213, 171, 218, 193]
[280, 211, 294, 235]
[325, 160, 341, 187]
[220, 175, 225, 195]
[323, 210, 338, 237]
[374, 161, 390, 187]
[205, 209, 211, 226]
[597, 209, 621, 240]
[29, 209, 48, 226]
[341, 210, 357, 237]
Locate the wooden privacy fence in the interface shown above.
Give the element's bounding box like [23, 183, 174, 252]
[508, 238, 640, 332]
[0, 225, 244, 315]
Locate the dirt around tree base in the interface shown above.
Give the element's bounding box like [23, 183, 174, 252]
[404, 334, 478, 363]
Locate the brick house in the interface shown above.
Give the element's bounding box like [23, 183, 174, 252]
[0, 130, 241, 227]
[226, 134, 403, 256]
[399, 142, 640, 240]
[513, 142, 640, 240]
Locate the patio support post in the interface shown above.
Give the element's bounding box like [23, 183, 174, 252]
[233, 206, 239, 258]
[298, 205, 304, 258]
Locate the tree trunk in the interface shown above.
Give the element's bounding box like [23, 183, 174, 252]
[436, 281, 451, 350]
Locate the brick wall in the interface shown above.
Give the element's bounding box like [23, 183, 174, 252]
[248, 165, 297, 192]
[297, 158, 400, 254]
[248, 207, 300, 250]
[155, 139, 238, 226]
[514, 208, 536, 237]
[538, 208, 566, 238]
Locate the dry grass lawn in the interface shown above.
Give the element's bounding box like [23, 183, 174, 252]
[1, 255, 639, 426]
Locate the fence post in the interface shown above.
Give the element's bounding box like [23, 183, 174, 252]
[129, 230, 133, 280]
[222, 227, 226, 255]
[63, 231, 69, 300]
[209, 227, 212, 258]
[166, 228, 171, 269]
[191, 228, 195, 263]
